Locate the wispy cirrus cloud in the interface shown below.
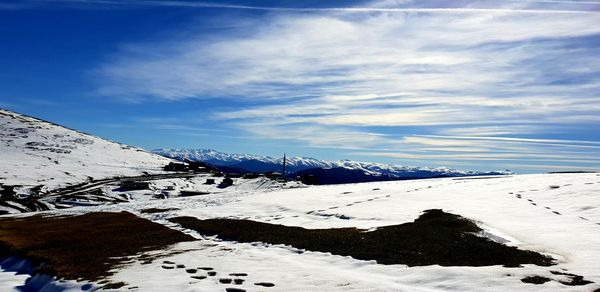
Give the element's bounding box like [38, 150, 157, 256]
[90, 0, 600, 172]
[27, 0, 600, 13]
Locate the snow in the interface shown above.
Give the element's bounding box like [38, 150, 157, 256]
[0, 109, 173, 194]
[3, 172, 592, 291]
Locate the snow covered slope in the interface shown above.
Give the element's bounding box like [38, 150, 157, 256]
[153, 148, 511, 178]
[0, 109, 173, 193]
[73, 173, 600, 291]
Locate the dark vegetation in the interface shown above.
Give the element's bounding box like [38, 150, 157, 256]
[520, 270, 595, 286]
[551, 270, 595, 286]
[0, 211, 195, 284]
[521, 276, 552, 284]
[169, 209, 554, 267]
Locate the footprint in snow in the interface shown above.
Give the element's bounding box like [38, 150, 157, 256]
[198, 267, 214, 271]
[255, 282, 276, 287]
[233, 279, 245, 285]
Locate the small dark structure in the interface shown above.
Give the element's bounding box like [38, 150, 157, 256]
[187, 161, 208, 172]
[120, 180, 151, 191]
[218, 177, 234, 188]
[225, 173, 243, 178]
[243, 173, 260, 179]
[298, 174, 319, 185]
[205, 178, 215, 185]
[265, 172, 282, 180]
[164, 162, 187, 172]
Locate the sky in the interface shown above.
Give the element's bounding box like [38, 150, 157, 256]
[1, 0, 599, 173]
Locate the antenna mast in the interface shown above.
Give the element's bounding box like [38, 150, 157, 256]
[281, 153, 287, 180]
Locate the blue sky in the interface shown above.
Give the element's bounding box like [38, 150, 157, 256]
[1, 0, 599, 173]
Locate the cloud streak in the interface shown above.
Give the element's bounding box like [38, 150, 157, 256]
[37, 0, 600, 14]
[91, 0, 600, 172]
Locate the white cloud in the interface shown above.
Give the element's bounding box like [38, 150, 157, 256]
[93, 0, 600, 170]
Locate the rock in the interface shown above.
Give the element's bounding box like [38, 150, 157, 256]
[521, 276, 551, 284]
[161, 265, 174, 269]
[176, 264, 185, 268]
[191, 275, 207, 280]
[219, 278, 232, 284]
[229, 273, 248, 277]
[186, 269, 197, 274]
[225, 288, 246, 292]
[208, 271, 217, 276]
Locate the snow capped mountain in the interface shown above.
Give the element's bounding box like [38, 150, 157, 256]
[0, 109, 174, 194]
[153, 148, 511, 178]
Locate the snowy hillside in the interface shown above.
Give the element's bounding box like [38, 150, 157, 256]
[153, 148, 511, 178]
[2, 172, 597, 291]
[0, 109, 173, 193]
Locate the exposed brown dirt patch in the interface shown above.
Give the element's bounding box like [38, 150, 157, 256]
[169, 209, 554, 267]
[0, 211, 195, 283]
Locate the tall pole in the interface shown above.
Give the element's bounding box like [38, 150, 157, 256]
[281, 153, 287, 180]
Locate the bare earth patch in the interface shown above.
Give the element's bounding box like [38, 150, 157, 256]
[170, 209, 554, 267]
[0, 211, 195, 285]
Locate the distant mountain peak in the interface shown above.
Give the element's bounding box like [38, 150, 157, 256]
[152, 148, 512, 180]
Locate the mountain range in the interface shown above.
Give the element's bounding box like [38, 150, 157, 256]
[153, 148, 511, 183]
